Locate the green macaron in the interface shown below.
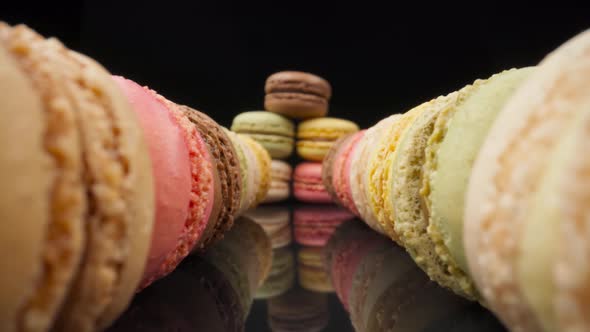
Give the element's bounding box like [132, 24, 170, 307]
[231, 111, 295, 159]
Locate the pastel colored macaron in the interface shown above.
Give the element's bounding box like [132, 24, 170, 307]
[239, 134, 272, 206]
[245, 206, 292, 249]
[264, 71, 332, 119]
[263, 160, 292, 204]
[182, 107, 242, 250]
[349, 115, 399, 234]
[293, 162, 333, 203]
[406, 68, 532, 300]
[231, 111, 295, 159]
[297, 117, 359, 161]
[293, 205, 354, 247]
[322, 131, 366, 216]
[297, 246, 334, 293]
[465, 30, 590, 332]
[367, 105, 424, 240]
[114, 77, 217, 291]
[0, 23, 156, 332]
[255, 247, 296, 299]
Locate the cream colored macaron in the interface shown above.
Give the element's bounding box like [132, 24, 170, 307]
[464, 29, 590, 332]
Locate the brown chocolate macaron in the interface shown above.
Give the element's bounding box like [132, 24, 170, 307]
[179, 106, 242, 248]
[264, 71, 332, 119]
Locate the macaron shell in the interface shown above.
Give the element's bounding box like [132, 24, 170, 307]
[240, 134, 271, 206]
[350, 115, 399, 234]
[231, 111, 295, 137]
[111, 77, 191, 289]
[391, 93, 478, 301]
[180, 107, 241, 247]
[294, 162, 332, 203]
[322, 134, 353, 205]
[0, 24, 85, 332]
[225, 130, 251, 214]
[296, 140, 334, 161]
[53, 49, 155, 331]
[338, 131, 365, 216]
[151, 100, 216, 285]
[517, 123, 573, 332]
[368, 106, 423, 240]
[464, 30, 590, 332]
[265, 71, 332, 98]
[429, 68, 533, 275]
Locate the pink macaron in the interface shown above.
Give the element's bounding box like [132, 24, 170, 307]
[294, 205, 354, 247]
[332, 130, 365, 216]
[293, 162, 333, 203]
[113, 76, 216, 289]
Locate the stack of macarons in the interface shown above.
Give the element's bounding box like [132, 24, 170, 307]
[324, 221, 504, 332]
[320, 28, 590, 332]
[266, 287, 330, 332]
[109, 216, 272, 332]
[294, 118, 359, 203]
[0, 22, 270, 332]
[231, 71, 360, 205]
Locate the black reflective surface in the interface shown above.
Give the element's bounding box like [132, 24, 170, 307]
[108, 204, 507, 332]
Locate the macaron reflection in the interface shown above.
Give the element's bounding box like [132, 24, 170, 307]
[107, 217, 272, 332]
[325, 220, 507, 332]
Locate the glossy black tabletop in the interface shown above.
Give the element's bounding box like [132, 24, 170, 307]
[106, 203, 508, 332]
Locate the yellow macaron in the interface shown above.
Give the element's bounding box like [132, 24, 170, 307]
[297, 117, 359, 161]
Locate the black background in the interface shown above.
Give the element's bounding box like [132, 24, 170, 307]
[2, 1, 589, 129]
[1, 3, 588, 331]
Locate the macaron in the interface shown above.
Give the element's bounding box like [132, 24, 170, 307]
[262, 160, 292, 204]
[293, 205, 354, 247]
[181, 107, 242, 249]
[264, 71, 332, 119]
[296, 117, 359, 161]
[464, 30, 590, 332]
[367, 105, 424, 240]
[417, 68, 533, 298]
[231, 111, 294, 159]
[0, 23, 156, 332]
[113, 77, 217, 292]
[267, 288, 330, 332]
[293, 162, 333, 203]
[255, 247, 296, 299]
[321, 134, 354, 206]
[332, 130, 365, 216]
[349, 115, 399, 234]
[245, 206, 292, 249]
[297, 246, 334, 293]
[239, 134, 272, 206]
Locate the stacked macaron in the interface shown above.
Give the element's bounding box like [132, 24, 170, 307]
[0, 22, 270, 332]
[109, 216, 272, 332]
[231, 71, 359, 206]
[266, 287, 330, 332]
[319, 27, 590, 332]
[324, 221, 503, 332]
